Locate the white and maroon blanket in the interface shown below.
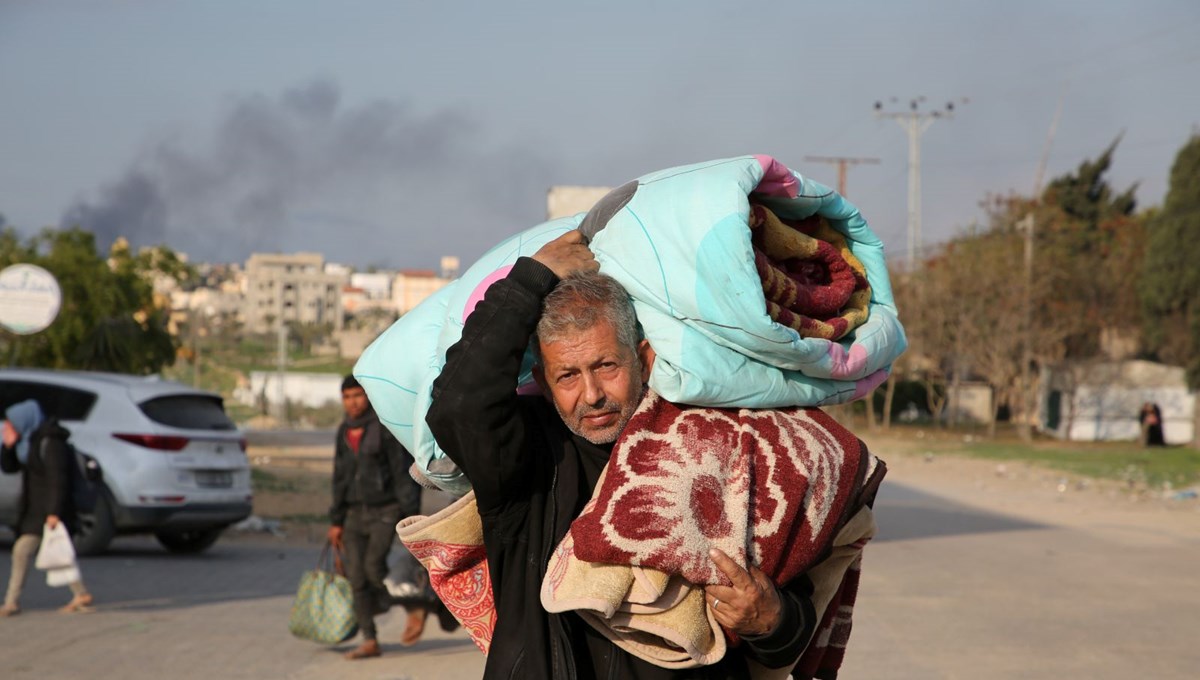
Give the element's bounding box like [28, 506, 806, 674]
[544, 391, 884, 672]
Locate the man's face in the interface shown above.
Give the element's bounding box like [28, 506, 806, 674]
[341, 387, 369, 421]
[535, 321, 655, 445]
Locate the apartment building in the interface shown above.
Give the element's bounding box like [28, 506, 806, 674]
[391, 269, 451, 314]
[243, 252, 347, 333]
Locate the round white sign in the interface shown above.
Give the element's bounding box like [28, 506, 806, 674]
[0, 264, 62, 335]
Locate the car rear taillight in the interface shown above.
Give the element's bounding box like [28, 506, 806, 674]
[138, 495, 186, 504]
[113, 433, 190, 451]
[238, 438, 247, 452]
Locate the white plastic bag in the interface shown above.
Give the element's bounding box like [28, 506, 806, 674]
[34, 522, 76, 571]
[47, 565, 82, 588]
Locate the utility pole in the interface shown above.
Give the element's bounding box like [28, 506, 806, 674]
[275, 320, 287, 424]
[804, 156, 880, 197]
[190, 308, 200, 388]
[874, 97, 965, 267]
[1019, 91, 1066, 441]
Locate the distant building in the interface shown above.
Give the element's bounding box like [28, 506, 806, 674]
[547, 185, 612, 220]
[349, 272, 393, 300]
[340, 286, 372, 316]
[171, 285, 242, 320]
[234, 371, 345, 410]
[324, 262, 352, 278]
[243, 252, 347, 333]
[391, 269, 451, 314]
[944, 381, 994, 425]
[337, 328, 382, 361]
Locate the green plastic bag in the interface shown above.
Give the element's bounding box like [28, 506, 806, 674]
[288, 543, 358, 644]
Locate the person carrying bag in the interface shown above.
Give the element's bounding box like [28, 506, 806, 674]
[288, 542, 358, 645]
[1, 399, 94, 616]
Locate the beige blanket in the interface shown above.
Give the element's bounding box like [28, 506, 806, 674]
[540, 478, 877, 671]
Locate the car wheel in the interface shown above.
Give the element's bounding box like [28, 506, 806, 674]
[73, 492, 116, 556]
[154, 527, 224, 554]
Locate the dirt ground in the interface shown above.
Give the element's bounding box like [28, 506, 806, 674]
[246, 459, 333, 544]
[860, 430, 1200, 540]
[235, 433, 1200, 546]
[234, 446, 456, 545]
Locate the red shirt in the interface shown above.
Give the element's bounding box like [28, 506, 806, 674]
[345, 427, 364, 454]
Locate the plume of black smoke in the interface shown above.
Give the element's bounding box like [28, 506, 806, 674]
[62, 172, 167, 249]
[62, 80, 558, 267]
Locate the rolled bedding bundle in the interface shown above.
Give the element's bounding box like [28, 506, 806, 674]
[355, 154, 907, 495]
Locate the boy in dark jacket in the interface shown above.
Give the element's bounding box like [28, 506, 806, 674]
[327, 376, 423, 659]
[1, 399, 93, 616]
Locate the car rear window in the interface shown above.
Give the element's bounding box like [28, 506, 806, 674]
[0, 380, 98, 421]
[139, 395, 236, 431]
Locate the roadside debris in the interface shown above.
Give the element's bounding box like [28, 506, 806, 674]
[232, 515, 285, 537]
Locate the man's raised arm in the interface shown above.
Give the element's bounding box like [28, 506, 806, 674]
[426, 230, 597, 511]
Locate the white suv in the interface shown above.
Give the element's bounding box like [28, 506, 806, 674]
[0, 369, 252, 555]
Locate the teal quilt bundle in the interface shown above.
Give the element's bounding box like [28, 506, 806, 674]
[355, 155, 907, 494]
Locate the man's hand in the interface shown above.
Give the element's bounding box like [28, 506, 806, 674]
[703, 548, 783, 637]
[46, 515, 60, 530]
[1, 422, 18, 449]
[327, 525, 343, 548]
[532, 230, 598, 279]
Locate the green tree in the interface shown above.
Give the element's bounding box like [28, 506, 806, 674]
[0, 227, 178, 374]
[1043, 136, 1137, 239]
[1033, 140, 1146, 360]
[1140, 134, 1200, 390]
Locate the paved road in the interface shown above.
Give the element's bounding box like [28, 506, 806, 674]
[0, 532, 483, 680]
[1, 473, 1197, 679]
[842, 472, 1200, 679]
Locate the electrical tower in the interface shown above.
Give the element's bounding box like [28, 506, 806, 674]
[874, 97, 966, 266]
[804, 156, 880, 197]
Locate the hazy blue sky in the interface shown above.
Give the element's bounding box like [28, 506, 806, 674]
[2, 0, 1198, 269]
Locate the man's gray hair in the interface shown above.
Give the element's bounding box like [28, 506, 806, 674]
[534, 272, 640, 362]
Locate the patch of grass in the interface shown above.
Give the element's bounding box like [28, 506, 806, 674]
[280, 513, 329, 525]
[226, 402, 259, 423]
[292, 402, 345, 428]
[288, 355, 357, 374]
[251, 468, 300, 493]
[956, 440, 1200, 488]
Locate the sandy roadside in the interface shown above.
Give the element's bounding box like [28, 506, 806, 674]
[238, 435, 1200, 546]
[862, 432, 1200, 543]
[238, 445, 460, 544]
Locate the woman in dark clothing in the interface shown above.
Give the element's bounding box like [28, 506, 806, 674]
[0, 399, 93, 616]
[1139, 402, 1166, 446]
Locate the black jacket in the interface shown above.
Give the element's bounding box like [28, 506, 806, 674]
[0, 419, 74, 536]
[426, 258, 816, 680]
[329, 414, 421, 526]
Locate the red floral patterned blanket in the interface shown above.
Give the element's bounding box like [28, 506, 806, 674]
[571, 391, 875, 585]
[563, 391, 884, 672]
[396, 492, 495, 653]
